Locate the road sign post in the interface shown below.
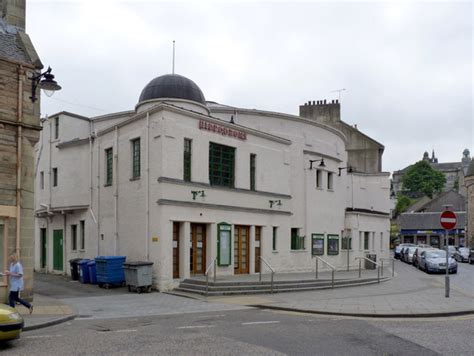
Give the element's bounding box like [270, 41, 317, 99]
[440, 210, 457, 298]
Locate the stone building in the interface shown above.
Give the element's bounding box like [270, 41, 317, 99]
[465, 160, 474, 247]
[34, 74, 391, 291]
[392, 149, 472, 197]
[0, 0, 43, 300]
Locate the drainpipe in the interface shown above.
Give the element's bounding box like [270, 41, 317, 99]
[97, 140, 101, 256]
[63, 212, 67, 274]
[114, 126, 119, 255]
[15, 65, 24, 256]
[145, 113, 150, 261]
[88, 122, 97, 224]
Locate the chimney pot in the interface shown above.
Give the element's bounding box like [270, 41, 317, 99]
[324, 100, 327, 104]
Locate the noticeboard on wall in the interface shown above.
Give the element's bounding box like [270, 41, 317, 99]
[327, 235, 339, 255]
[312, 234, 324, 256]
[217, 222, 232, 266]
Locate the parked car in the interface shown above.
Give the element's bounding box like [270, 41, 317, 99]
[0, 304, 24, 341]
[394, 243, 416, 259]
[446, 246, 457, 257]
[413, 247, 437, 268]
[419, 250, 457, 274]
[454, 247, 470, 262]
[469, 249, 474, 264]
[404, 246, 418, 264]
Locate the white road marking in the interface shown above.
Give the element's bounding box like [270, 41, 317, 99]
[177, 325, 216, 329]
[241, 321, 280, 325]
[113, 329, 137, 333]
[25, 334, 62, 339]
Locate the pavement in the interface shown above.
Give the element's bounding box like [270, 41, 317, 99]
[19, 259, 474, 331]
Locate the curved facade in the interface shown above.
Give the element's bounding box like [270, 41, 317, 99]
[34, 74, 390, 291]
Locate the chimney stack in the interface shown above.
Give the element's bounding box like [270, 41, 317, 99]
[0, 0, 26, 30]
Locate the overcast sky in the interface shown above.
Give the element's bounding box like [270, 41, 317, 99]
[27, 0, 472, 173]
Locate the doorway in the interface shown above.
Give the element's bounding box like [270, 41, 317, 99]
[234, 225, 249, 274]
[40, 228, 47, 269]
[53, 229, 63, 271]
[255, 226, 261, 273]
[190, 223, 206, 275]
[173, 222, 179, 279]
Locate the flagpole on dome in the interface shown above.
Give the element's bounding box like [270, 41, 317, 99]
[172, 40, 175, 75]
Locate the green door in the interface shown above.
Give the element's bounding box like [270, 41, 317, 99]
[53, 230, 63, 271]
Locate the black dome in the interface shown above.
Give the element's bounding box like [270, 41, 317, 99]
[139, 74, 206, 105]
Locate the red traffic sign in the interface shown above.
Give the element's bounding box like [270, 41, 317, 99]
[440, 210, 457, 230]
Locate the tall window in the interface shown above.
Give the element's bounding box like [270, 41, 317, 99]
[54, 117, 59, 139]
[131, 138, 141, 179]
[209, 142, 235, 187]
[364, 231, 370, 250]
[380, 232, 384, 251]
[52, 168, 58, 187]
[40, 171, 44, 190]
[272, 227, 278, 251]
[105, 148, 113, 185]
[71, 224, 77, 251]
[327, 172, 334, 190]
[291, 228, 304, 250]
[80, 220, 85, 250]
[183, 138, 192, 182]
[250, 154, 256, 191]
[316, 169, 322, 188]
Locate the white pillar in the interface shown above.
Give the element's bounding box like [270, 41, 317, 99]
[249, 225, 255, 274]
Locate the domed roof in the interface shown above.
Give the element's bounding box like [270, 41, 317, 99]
[139, 74, 206, 105]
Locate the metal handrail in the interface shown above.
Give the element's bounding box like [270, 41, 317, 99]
[355, 256, 380, 283]
[205, 258, 217, 296]
[379, 257, 395, 277]
[313, 256, 336, 288]
[259, 256, 275, 293]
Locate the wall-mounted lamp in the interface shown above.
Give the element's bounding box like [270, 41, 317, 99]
[30, 66, 62, 102]
[269, 199, 281, 208]
[338, 166, 353, 176]
[191, 190, 206, 200]
[309, 158, 326, 170]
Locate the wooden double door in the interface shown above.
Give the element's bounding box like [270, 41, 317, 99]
[234, 225, 250, 274]
[190, 223, 206, 275]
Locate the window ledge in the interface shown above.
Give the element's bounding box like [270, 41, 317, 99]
[272, 250, 279, 254]
[290, 249, 307, 253]
[104, 183, 112, 187]
[130, 177, 141, 181]
[316, 187, 323, 190]
[327, 189, 334, 192]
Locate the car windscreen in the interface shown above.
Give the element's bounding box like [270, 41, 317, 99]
[408, 247, 417, 253]
[458, 248, 469, 253]
[426, 251, 446, 258]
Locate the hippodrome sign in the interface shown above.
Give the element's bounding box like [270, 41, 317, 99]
[199, 120, 247, 140]
[440, 210, 457, 230]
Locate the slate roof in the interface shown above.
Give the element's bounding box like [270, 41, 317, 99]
[0, 18, 40, 67]
[399, 212, 466, 230]
[0, 32, 29, 62]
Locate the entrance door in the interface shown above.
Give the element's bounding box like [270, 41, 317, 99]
[190, 224, 206, 275]
[173, 222, 180, 279]
[234, 225, 249, 274]
[40, 228, 47, 269]
[53, 229, 63, 271]
[255, 226, 261, 273]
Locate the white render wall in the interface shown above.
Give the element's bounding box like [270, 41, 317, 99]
[34, 98, 391, 290]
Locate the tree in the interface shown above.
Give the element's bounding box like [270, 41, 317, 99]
[401, 160, 446, 198]
[395, 194, 412, 215]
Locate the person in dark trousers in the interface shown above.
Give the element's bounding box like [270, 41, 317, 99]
[5, 253, 33, 314]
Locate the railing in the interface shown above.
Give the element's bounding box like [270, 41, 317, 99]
[379, 257, 395, 277]
[205, 258, 217, 296]
[355, 257, 381, 283]
[314, 256, 336, 289]
[259, 256, 275, 293]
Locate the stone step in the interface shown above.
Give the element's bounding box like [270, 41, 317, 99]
[181, 277, 357, 287]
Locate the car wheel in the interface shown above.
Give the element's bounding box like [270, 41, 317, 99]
[469, 257, 473, 265]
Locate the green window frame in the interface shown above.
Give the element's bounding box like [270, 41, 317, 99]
[312, 234, 324, 255]
[71, 224, 77, 251]
[250, 153, 256, 191]
[105, 148, 113, 186]
[327, 235, 339, 255]
[291, 228, 304, 250]
[131, 138, 141, 179]
[184, 138, 192, 182]
[80, 220, 85, 250]
[272, 227, 278, 251]
[364, 231, 370, 250]
[209, 142, 235, 187]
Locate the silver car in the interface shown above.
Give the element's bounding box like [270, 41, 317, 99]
[395, 243, 416, 259]
[454, 247, 470, 262]
[405, 246, 418, 264]
[419, 250, 457, 274]
[413, 247, 437, 268]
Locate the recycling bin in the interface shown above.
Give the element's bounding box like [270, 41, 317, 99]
[78, 259, 91, 283]
[69, 258, 82, 280]
[88, 260, 97, 285]
[95, 256, 126, 288]
[365, 254, 377, 270]
[123, 261, 154, 293]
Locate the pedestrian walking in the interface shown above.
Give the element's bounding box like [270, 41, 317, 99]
[4, 253, 33, 314]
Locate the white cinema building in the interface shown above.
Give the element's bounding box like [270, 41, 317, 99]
[34, 73, 391, 291]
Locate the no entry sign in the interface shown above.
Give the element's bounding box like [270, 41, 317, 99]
[440, 210, 457, 230]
